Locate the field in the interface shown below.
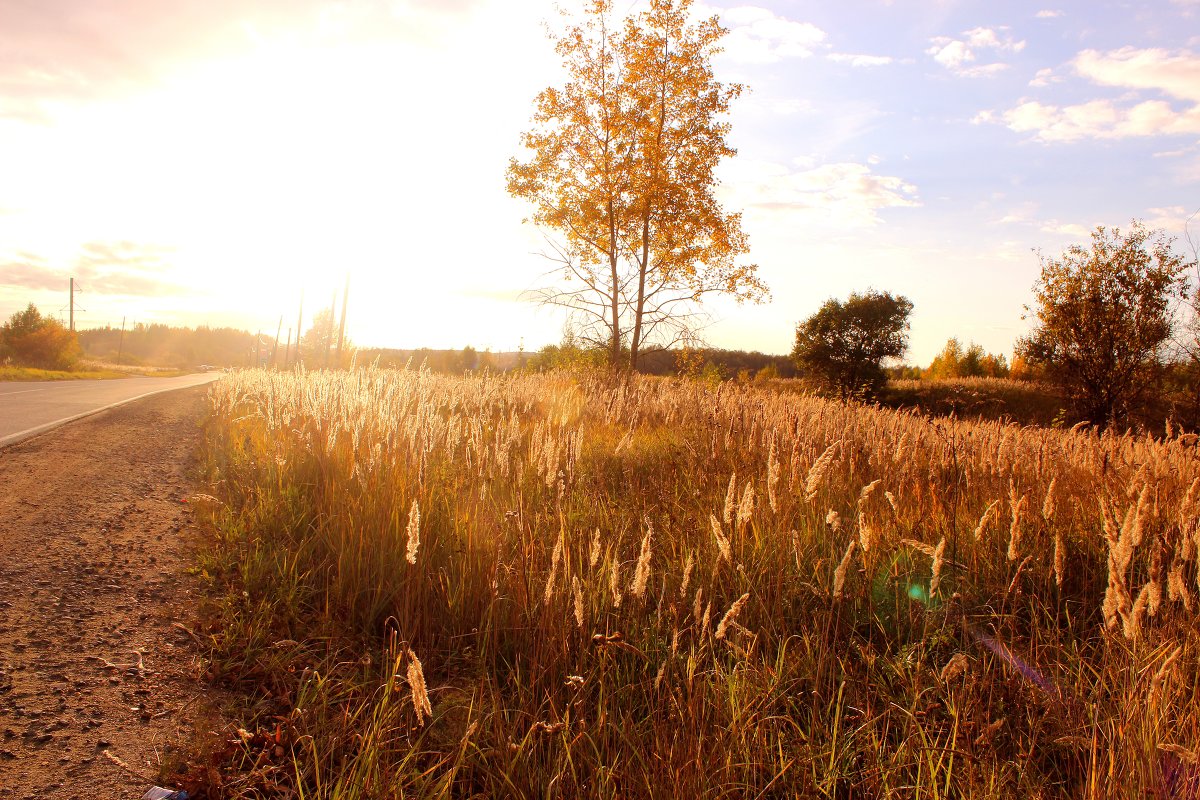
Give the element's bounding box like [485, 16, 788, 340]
[883, 377, 1067, 427]
[197, 367, 1200, 798]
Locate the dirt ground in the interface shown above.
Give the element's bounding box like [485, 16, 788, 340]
[0, 386, 215, 799]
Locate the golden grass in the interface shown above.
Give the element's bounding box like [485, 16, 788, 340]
[80, 360, 195, 377]
[0, 365, 130, 381]
[196, 367, 1200, 798]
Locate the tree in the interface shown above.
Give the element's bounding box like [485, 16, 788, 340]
[1016, 221, 1191, 427]
[299, 307, 352, 368]
[507, 0, 766, 371]
[0, 304, 80, 370]
[925, 338, 1009, 379]
[791, 290, 914, 400]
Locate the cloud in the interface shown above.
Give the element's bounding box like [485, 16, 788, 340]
[991, 202, 1038, 225]
[1028, 67, 1062, 87]
[996, 98, 1200, 142]
[716, 6, 826, 64]
[827, 52, 894, 68]
[926, 26, 1024, 78]
[991, 205, 1096, 239]
[0, 0, 459, 123]
[1143, 205, 1199, 233]
[0, 241, 182, 297]
[1035, 9, 1064, 18]
[77, 241, 174, 273]
[0, 256, 63, 292]
[1073, 47, 1200, 102]
[725, 160, 920, 227]
[1153, 140, 1200, 157]
[1040, 221, 1091, 238]
[979, 48, 1200, 141]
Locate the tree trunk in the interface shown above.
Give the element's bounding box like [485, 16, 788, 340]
[630, 214, 650, 372]
[609, 200, 622, 369]
[630, 39, 670, 373]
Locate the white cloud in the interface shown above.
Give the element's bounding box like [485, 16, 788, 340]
[982, 48, 1200, 141]
[1035, 10, 1064, 18]
[992, 205, 1096, 240]
[723, 160, 920, 227]
[992, 202, 1038, 225]
[716, 6, 826, 64]
[928, 38, 973, 69]
[926, 26, 1024, 77]
[998, 98, 1200, 142]
[828, 52, 894, 67]
[1029, 67, 1061, 87]
[1040, 221, 1090, 238]
[1073, 47, 1200, 102]
[960, 63, 1010, 78]
[1144, 205, 1198, 233]
[1153, 140, 1200, 157]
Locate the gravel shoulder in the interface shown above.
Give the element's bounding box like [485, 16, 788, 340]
[0, 386, 216, 799]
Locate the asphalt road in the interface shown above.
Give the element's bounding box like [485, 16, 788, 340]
[0, 372, 220, 448]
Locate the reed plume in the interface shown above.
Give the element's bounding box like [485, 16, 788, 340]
[832, 540, 856, 599]
[407, 653, 432, 725]
[405, 498, 421, 565]
[710, 514, 732, 563]
[715, 592, 750, 640]
[630, 523, 653, 600]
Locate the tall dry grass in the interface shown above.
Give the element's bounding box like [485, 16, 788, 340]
[197, 366, 1200, 798]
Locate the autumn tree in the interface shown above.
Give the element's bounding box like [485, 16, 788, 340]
[1016, 222, 1191, 427]
[925, 338, 1009, 379]
[507, 0, 766, 371]
[299, 307, 352, 368]
[0, 304, 80, 370]
[791, 290, 913, 400]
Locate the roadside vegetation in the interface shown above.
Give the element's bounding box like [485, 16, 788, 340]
[1, 303, 81, 371]
[0, 364, 129, 381]
[195, 366, 1200, 798]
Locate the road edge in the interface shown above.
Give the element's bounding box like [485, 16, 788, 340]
[0, 378, 216, 450]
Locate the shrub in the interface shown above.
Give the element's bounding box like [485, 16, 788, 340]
[1, 304, 80, 370]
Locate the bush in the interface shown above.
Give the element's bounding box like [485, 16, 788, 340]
[1017, 222, 1191, 428]
[1, 304, 80, 370]
[792, 290, 913, 400]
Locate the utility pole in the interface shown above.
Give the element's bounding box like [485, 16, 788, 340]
[294, 292, 304, 368]
[283, 327, 292, 369]
[335, 275, 349, 368]
[323, 290, 336, 369]
[254, 329, 262, 368]
[270, 315, 282, 368]
[117, 316, 126, 365]
[69, 278, 74, 331]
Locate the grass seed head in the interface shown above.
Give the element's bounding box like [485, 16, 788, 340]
[723, 472, 737, 524]
[833, 540, 857, 599]
[715, 592, 750, 640]
[405, 498, 421, 565]
[930, 537, 948, 596]
[710, 514, 732, 563]
[407, 653, 432, 725]
[630, 523, 653, 600]
[736, 482, 755, 529]
[572, 576, 584, 628]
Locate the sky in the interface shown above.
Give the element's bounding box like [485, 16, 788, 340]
[0, 0, 1198, 364]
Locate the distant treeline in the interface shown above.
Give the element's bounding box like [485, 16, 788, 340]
[355, 345, 796, 379]
[355, 347, 519, 373]
[635, 348, 797, 378]
[78, 323, 255, 367]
